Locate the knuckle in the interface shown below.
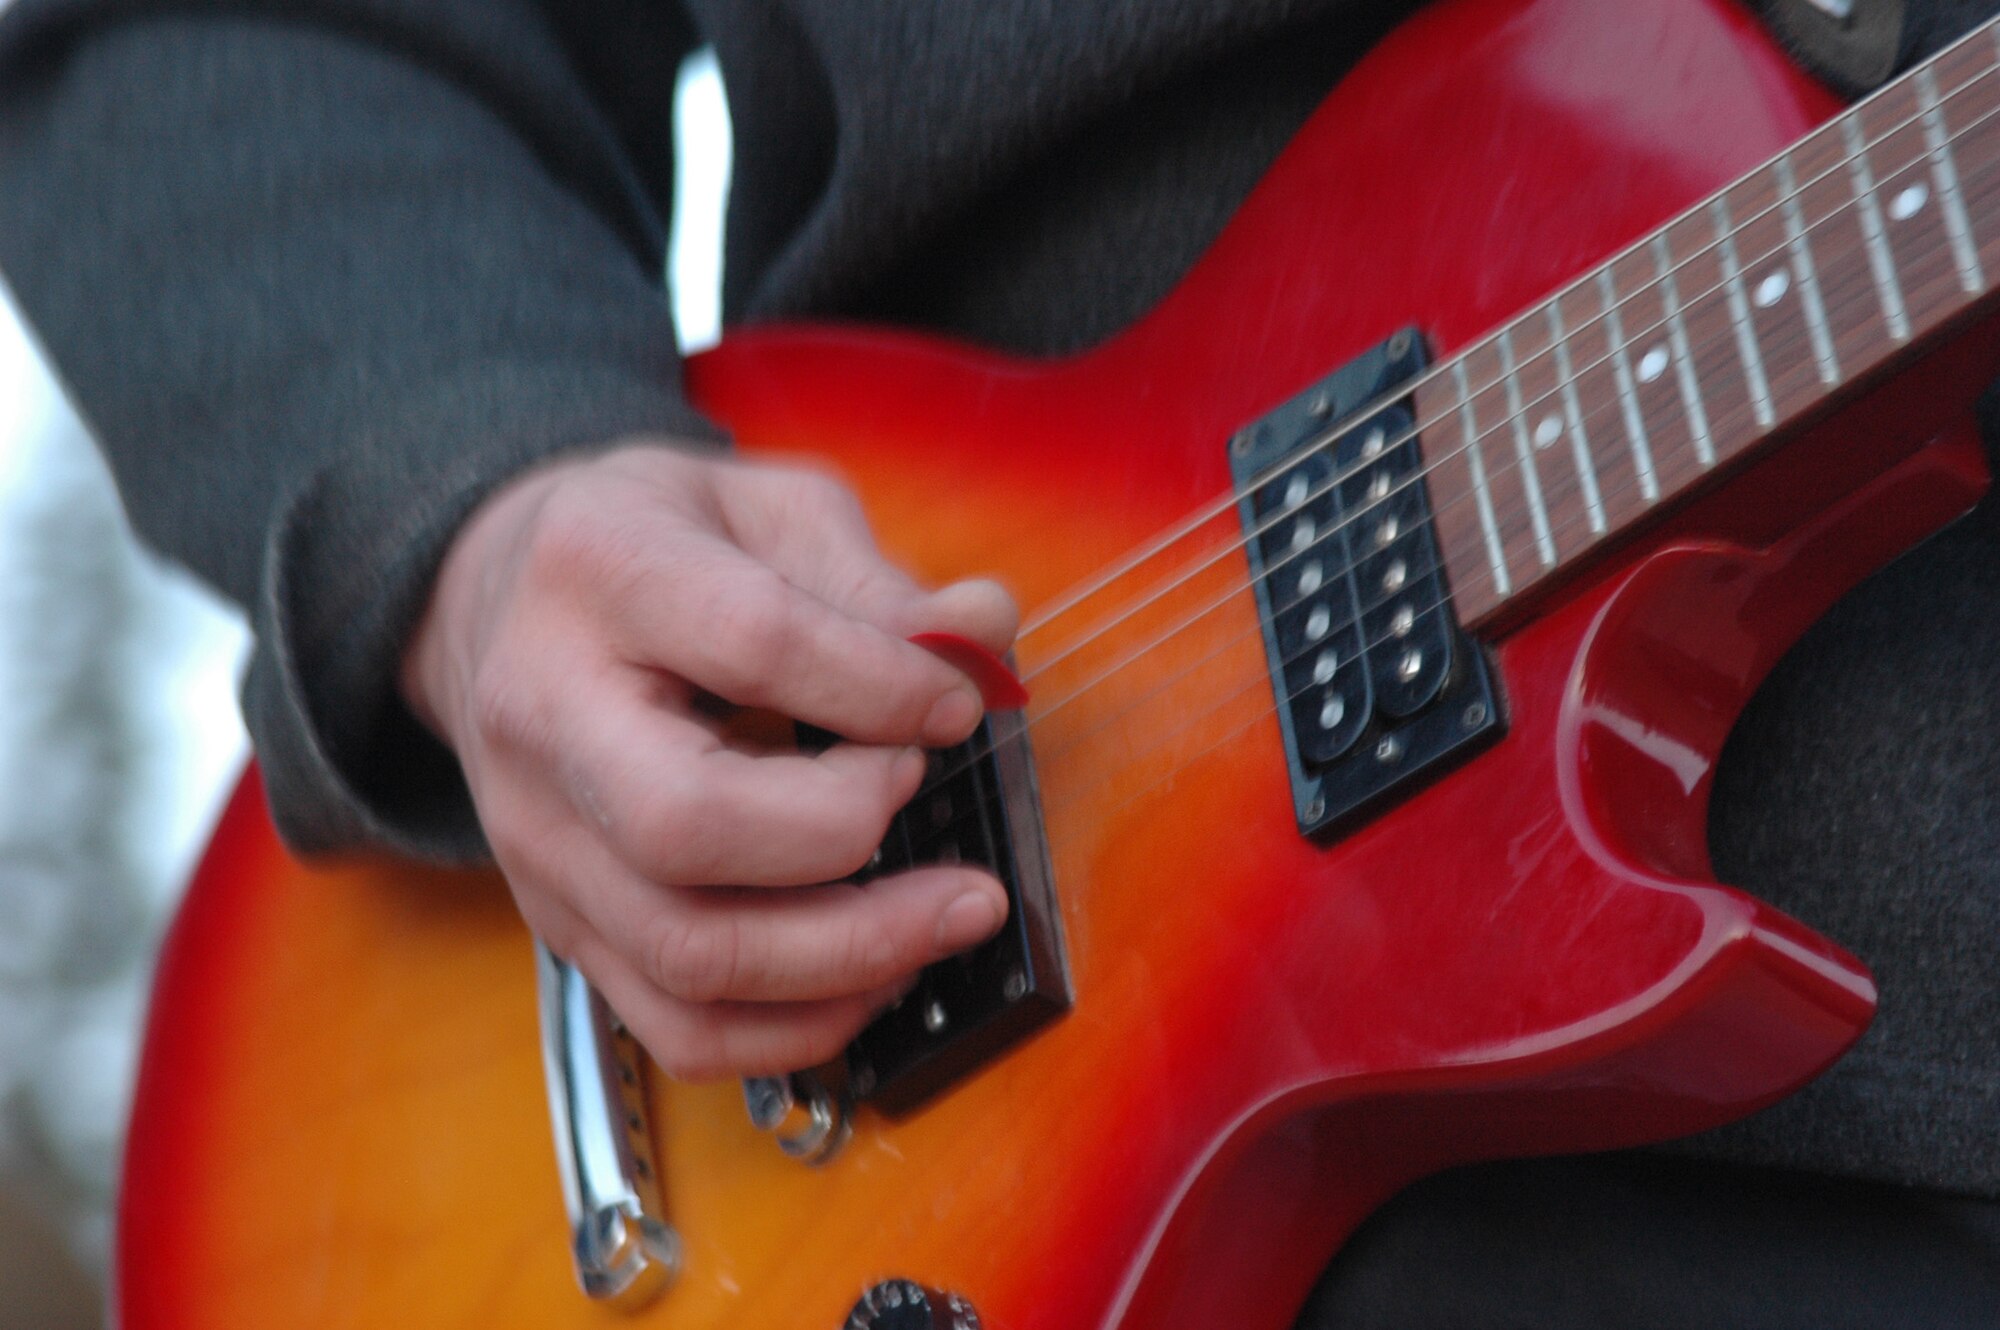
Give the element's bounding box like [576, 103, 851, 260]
[821, 796, 898, 881]
[466, 665, 554, 756]
[782, 1015, 866, 1073]
[644, 911, 742, 1004]
[620, 773, 687, 859]
[703, 577, 799, 696]
[524, 486, 627, 582]
[790, 469, 863, 521]
[634, 779, 728, 885]
[524, 491, 672, 622]
[835, 914, 903, 989]
[651, 1033, 730, 1084]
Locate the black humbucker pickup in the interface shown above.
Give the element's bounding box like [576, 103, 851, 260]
[839, 710, 1069, 1115]
[1230, 328, 1506, 839]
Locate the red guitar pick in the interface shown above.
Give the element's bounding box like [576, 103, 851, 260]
[908, 631, 1030, 710]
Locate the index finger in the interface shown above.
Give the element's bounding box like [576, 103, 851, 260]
[623, 535, 987, 746]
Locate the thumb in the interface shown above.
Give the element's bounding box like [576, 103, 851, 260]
[913, 577, 1019, 658]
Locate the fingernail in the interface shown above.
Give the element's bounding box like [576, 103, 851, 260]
[934, 890, 1001, 955]
[892, 745, 927, 787]
[923, 687, 981, 743]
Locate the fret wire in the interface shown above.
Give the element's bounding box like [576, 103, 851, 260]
[1650, 232, 1716, 466]
[1710, 196, 1777, 427]
[1452, 359, 1511, 596]
[1496, 329, 1558, 566]
[1240, 43, 1992, 596]
[1360, 72, 2000, 608]
[1595, 267, 1661, 501]
[1774, 153, 1842, 383]
[1842, 112, 1912, 339]
[1240, 80, 1992, 656]
[1240, 67, 2000, 632]
[1024, 29, 2000, 668]
[958, 26, 2000, 807]
[1290, 74, 1988, 633]
[1866, 85, 1976, 350]
[1545, 298, 1607, 533]
[1918, 64, 1987, 293]
[1084, 392, 1833, 816]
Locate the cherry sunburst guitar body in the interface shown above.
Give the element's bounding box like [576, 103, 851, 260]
[120, 0, 2000, 1326]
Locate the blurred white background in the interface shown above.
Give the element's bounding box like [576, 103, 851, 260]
[0, 44, 729, 1327]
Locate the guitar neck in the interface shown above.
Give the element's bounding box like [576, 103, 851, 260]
[1420, 17, 2000, 625]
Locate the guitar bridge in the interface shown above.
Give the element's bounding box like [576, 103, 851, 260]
[1231, 329, 1506, 838]
[841, 707, 1071, 1115]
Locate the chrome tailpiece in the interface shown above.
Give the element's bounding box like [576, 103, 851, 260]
[535, 941, 681, 1309]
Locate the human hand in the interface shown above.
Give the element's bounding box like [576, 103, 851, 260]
[400, 441, 1019, 1080]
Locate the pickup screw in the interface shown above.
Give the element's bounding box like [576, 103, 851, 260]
[850, 1063, 876, 1097]
[1231, 429, 1254, 457]
[1375, 736, 1404, 764]
[1307, 389, 1333, 418]
[1388, 329, 1414, 360]
[1304, 796, 1327, 821]
[1463, 702, 1488, 729]
[1002, 969, 1028, 1002]
[923, 999, 949, 1033]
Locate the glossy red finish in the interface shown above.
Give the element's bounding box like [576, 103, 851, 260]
[120, 2, 1997, 1328]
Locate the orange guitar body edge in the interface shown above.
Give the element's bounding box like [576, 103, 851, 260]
[117, 2, 1997, 1327]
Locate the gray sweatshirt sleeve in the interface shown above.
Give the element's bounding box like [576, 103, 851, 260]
[0, 0, 722, 861]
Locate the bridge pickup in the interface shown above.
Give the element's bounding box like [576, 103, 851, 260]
[1231, 329, 1506, 839]
[835, 708, 1070, 1116]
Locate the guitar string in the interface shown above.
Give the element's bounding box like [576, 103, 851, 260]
[899, 40, 2000, 805]
[914, 454, 1626, 861]
[1017, 50, 2000, 694]
[1012, 22, 1999, 657]
[1012, 35, 1999, 676]
[924, 370, 1837, 818]
[983, 69, 2000, 750]
[1084, 418, 1794, 835]
[909, 58, 2000, 805]
[1037, 424, 1714, 789]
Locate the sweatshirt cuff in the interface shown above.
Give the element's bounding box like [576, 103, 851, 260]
[246, 357, 724, 862]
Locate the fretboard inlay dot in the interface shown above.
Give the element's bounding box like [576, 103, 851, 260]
[1426, 22, 1999, 634]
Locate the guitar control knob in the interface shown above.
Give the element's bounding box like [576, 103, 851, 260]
[843, 1281, 979, 1330]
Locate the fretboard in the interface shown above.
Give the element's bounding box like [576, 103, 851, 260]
[1418, 18, 2000, 624]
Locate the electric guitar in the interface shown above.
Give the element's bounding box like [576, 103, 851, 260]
[119, 1, 2000, 1326]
